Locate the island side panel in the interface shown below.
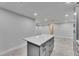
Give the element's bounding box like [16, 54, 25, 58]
[27, 41, 40, 56]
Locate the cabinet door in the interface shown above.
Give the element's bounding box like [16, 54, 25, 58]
[40, 42, 46, 56]
[49, 38, 54, 55]
[45, 41, 49, 56]
[40, 38, 54, 56]
[40, 41, 49, 56]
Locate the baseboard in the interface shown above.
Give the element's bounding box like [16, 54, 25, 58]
[0, 42, 27, 56]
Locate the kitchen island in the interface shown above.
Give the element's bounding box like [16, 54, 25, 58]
[24, 34, 54, 56]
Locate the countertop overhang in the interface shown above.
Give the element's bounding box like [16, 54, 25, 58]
[24, 34, 54, 46]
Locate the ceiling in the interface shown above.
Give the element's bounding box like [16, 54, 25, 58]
[0, 2, 76, 25]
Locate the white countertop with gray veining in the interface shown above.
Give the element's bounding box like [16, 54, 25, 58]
[24, 34, 54, 46]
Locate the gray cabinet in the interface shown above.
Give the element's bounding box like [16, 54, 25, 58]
[27, 42, 40, 56]
[24, 34, 54, 56]
[40, 40, 50, 56]
[27, 37, 54, 56]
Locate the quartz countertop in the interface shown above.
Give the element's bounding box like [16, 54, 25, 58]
[24, 34, 54, 46]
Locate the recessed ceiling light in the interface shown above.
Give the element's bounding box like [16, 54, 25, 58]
[65, 14, 69, 17]
[73, 12, 77, 16]
[34, 12, 38, 16]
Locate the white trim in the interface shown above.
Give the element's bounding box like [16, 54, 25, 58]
[0, 42, 27, 55]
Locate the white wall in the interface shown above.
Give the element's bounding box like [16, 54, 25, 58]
[54, 23, 73, 39]
[0, 9, 35, 53]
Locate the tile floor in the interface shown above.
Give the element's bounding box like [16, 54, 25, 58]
[51, 37, 74, 56]
[1, 37, 74, 56]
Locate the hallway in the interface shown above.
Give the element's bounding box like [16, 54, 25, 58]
[51, 37, 74, 56]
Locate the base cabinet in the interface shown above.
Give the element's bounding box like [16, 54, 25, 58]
[27, 37, 54, 56]
[27, 42, 40, 56]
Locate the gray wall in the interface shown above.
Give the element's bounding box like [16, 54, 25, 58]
[37, 23, 73, 39]
[0, 9, 35, 52]
[54, 23, 73, 39]
[35, 26, 49, 34]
